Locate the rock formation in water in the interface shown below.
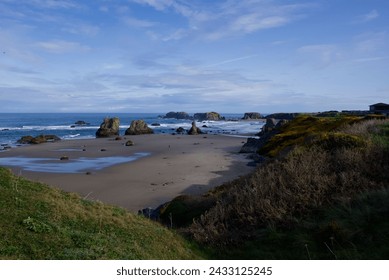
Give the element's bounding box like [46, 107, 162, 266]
[188, 121, 202, 135]
[125, 120, 154, 135]
[164, 111, 192, 119]
[242, 112, 263, 120]
[194, 112, 225, 121]
[95, 117, 120, 138]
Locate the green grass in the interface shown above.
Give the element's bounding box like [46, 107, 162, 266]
[0, 168, 202, 259]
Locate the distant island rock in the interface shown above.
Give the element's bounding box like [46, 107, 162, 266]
[74, 120, 90, 126]
[17, 135, 61, 144]
[194, 112, 225, 121]
[243, 112, 263, 120]
[163, 111, 192, 120]
[125, 120, 154, 135]
[95, 117, 120, 138]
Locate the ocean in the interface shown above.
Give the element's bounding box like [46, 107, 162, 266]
[0, 113, 264, 149]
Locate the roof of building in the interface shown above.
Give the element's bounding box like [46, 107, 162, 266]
[370, 103, 389, 107]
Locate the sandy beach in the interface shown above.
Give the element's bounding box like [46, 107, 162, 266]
[0, 134, 254, 212]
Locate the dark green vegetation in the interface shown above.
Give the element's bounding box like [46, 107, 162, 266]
[0, 168, 201, 259]
[168, 116, 389, 259]
[1, 115, 389, 259]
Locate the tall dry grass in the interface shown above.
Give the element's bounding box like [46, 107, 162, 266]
[188, 119, 389, 246]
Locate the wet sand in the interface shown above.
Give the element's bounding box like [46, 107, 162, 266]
[0, 134, 254, 212]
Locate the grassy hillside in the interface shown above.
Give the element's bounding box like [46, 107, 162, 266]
[0, 168, 201, 259]
[180, 116, 389, 259]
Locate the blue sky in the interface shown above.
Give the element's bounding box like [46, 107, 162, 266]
[0, 0, 388, 113]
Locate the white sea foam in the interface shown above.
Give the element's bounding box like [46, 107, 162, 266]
[1, 125, 100, 131]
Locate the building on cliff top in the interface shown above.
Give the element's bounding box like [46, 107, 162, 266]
[369, 103, 389, 116]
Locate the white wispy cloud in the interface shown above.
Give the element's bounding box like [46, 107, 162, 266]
[28, 0, 79, 9]
[130, 0, 173, 11]
[123, 16, 157, 28]
[231, 15, 290, 33]
[357, 9, 379, 23]
[61, 23, 100, 36]
[129, 0, 313, 41]
[35, 40, 91, 54]
[354, 31, 387, 53]
[162, 28, 189, 41]
[353, 56, 389, 63]
[297, 44, 343, 67]
[204, 54, 259, 68]
[207, 2, 314, 40]
[0, 63, 40, 75]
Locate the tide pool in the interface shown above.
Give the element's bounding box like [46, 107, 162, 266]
[0, 153, 150, 173]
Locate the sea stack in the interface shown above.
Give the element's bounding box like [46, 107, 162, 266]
[125, 120, 154, 135]
[188, 121, 202, 135]
[96, 117, 120, 138]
